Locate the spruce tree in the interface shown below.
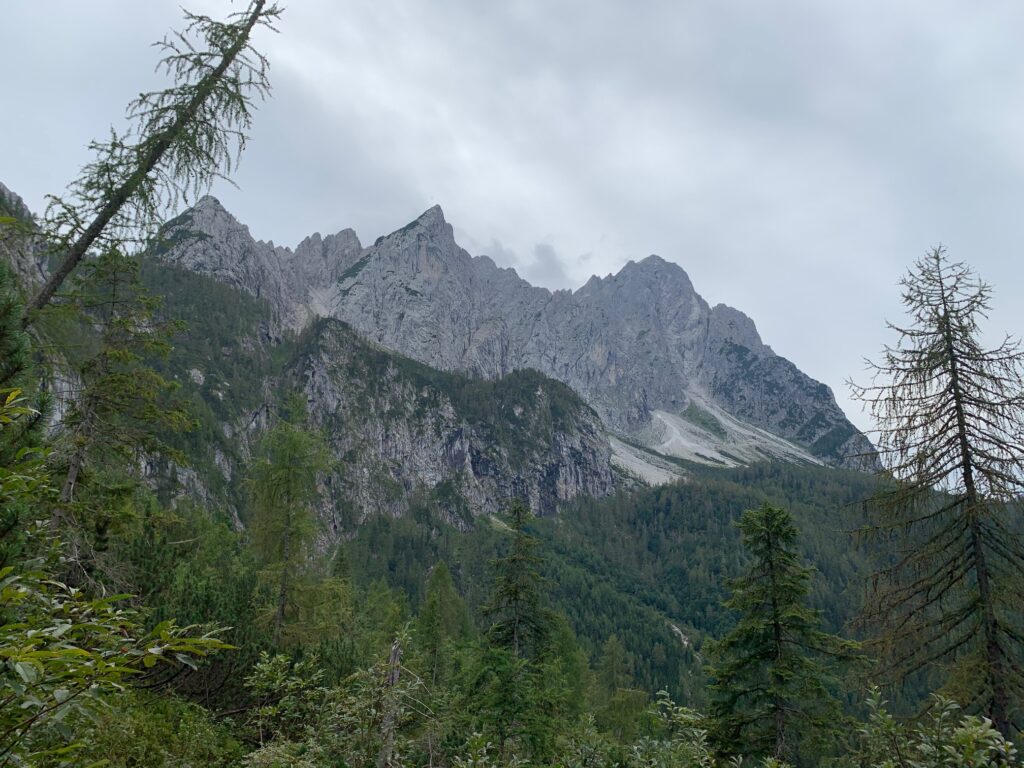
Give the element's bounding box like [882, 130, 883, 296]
[850, 247, 1024, 735]
[708, 502, 857, 764]
[55, 249, 191, 516]
[483, 498, 554, 659]
[464, 499, 563, 762]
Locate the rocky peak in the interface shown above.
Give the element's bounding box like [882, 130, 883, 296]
[411, 204, 447, 232]
[291, 228, 363, 291]
[576, 255, 701, 314]
[186, 195, 245, 232]
[0, 182, 32, 221]
[707, 303, 770, 357]
[613, 255, 696, 291]
[150, 197, 876, 471]
[370, 204, 459, 267]
[0, 182, 47, 289]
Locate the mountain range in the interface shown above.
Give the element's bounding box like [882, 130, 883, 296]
[154, 196, 874, 487]
[1, 180, 875, 521]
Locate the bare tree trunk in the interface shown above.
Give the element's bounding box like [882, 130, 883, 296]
[272, 511, 292, 647]
[376, 637, 402, 768]
[59, 444, 85, 507]
[941, 302, 1011, 736]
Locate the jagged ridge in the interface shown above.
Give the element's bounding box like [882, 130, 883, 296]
[153, 197, 873, 472]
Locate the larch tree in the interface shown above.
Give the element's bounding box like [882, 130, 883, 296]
[20, 0, 280, 327]
[850, 246, 1024, 736]
[249, 406, 329, 647]
[594, 634, 647, 742]
[708, 502, 858, 764]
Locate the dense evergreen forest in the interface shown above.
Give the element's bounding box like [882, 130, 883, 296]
[3, 245, 1021, 766]
[2, 3, 1023, 765]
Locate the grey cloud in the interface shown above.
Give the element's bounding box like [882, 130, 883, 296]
[478, 239, 573, 291]
[4, 1, 1024, 431]
[524, 243, 573, 291]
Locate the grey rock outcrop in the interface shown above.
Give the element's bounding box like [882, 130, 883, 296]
[290, 319, 614, 525]
[155, 198, 875, 470]
[0, 182, 47, 290]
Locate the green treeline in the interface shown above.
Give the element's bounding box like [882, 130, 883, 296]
[2, 245, 1022, 764]
[1, 4, 1022, 759]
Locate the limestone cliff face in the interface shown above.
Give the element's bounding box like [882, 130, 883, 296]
[0, 182, 47, 291]
[289, 319, 613, 526]
[155, 197, 875, 470]
[154, 200, 361, 329]
[165, 309, 615, 526]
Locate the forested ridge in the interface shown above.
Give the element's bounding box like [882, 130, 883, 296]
[3, 236, 1021, 765]
[2, 4, 1023, 765]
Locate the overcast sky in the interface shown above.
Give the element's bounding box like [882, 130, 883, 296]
[4, 2, 1024, 432]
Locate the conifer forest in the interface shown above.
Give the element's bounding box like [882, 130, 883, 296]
[2, 3, 1023, 766]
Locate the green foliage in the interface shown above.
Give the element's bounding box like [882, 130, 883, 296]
[453, 501, 587, 765]
[0, 266, 30, 390]
[557, 692, 725, 768]
[337, 461, 878, 708]
[416, 561, 473, 687]
[0, 267, 49, 569]
[71, 691, 244, 767]
[542, 462, 877, 701]
[0, 544, 229, 764]
[249, 411, 330, 646]
[846, 689, 1018, 767]
[0, 389, 49, 570]
[25, 1, 282, 321]
[112, 497, 268, 705]
[51, 249, 191, 522]
[458, 643, 563, 763]
[594, 635, 649, 741]
[242, 637, 439, 768]
[707, 503, 859, 765]
[484, 500, 555, 659]
[244, 652, 327, 746]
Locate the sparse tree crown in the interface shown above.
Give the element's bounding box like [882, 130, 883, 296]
[851, 246, 1024, 736]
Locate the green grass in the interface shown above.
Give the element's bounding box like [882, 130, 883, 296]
[681, 401, 727, 440]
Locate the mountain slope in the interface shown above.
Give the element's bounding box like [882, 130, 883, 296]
[141, 261, 613, 523]
[155, 198, 874, 471]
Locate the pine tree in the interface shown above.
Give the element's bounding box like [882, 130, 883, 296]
[850, 247, 1024, 735]
[708, 502, 857, 764]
